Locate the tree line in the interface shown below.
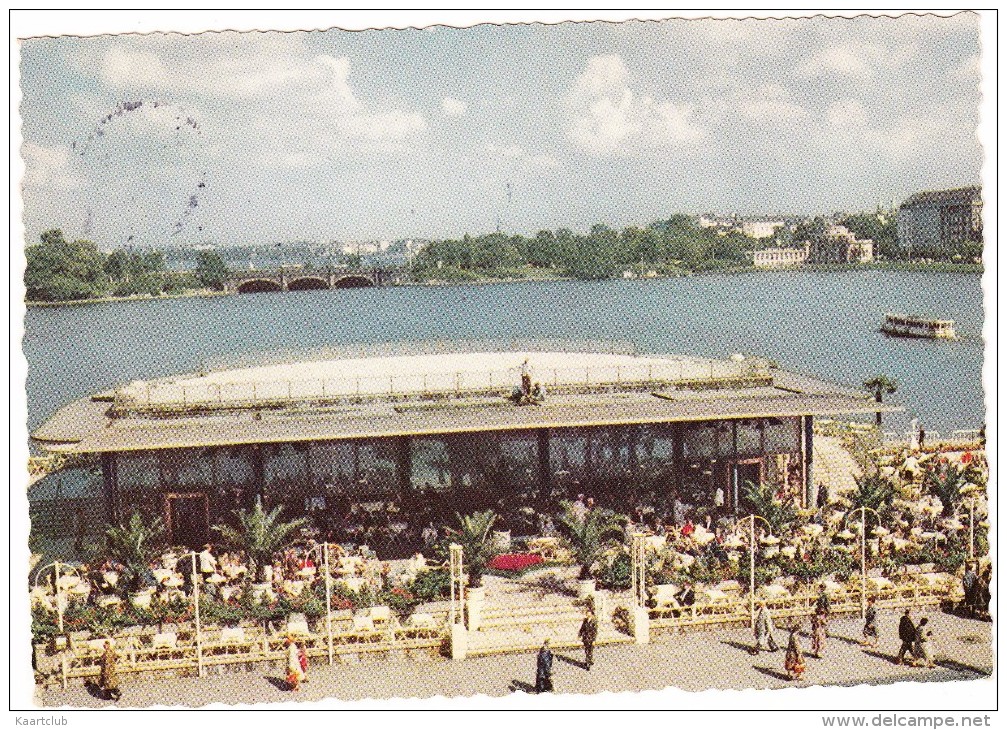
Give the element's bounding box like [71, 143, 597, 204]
[24, 229, 230, 302]
[410, 215, 752, 282]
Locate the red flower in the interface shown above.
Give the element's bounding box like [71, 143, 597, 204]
[487, 553, 544, 572]
[962, 452, 973, 464]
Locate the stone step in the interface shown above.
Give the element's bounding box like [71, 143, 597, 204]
[478, 612, 588, 631]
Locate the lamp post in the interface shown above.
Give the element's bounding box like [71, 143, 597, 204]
[731, 514, 773, 629]
[302, 542, 334, 665]
[35, 561, 82, 635]
[842, 506, 882, 619]
[178, 551, 203, 677]
[956, 494, 980, 561]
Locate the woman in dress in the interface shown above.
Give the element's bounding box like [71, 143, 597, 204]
[286, 637, 304, 691]
[784, 625, 806, 681]
[98, 640, 121, 701]
[811, 609, 827, 658]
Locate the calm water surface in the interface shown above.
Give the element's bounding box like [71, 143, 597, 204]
[23, 271, 986, 436]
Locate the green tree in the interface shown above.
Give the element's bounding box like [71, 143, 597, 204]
[846, 472, 896, 518]
[25, 229, 109, 301]
[448, 509, 498, 588]
[924, 463, 967, 517]
[740, 481, 796, 535]
[104, 511, 166, 594]
[195, 250, 230, 290]
[556, 502, 625, 580]
[212, 497, 308, 582]
[863, 375, 898, 426]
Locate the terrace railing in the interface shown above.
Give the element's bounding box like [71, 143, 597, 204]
[112, 354, 771, 415]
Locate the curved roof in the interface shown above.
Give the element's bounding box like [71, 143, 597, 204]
[31, 350, 896, 454]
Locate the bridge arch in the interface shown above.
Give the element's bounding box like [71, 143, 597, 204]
[332, 275, 375, 289]
[288, 276, 329, 291]
[236, 278, 283, 294]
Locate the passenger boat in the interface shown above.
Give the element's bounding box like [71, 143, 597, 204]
[881, 313, 956, 340]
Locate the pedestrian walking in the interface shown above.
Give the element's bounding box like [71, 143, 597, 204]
[98, 640, 121, 701]
[285, 637, 304, 691]
[535, 638, 554, 693]
[896, 608, 917, 665]
[862, 597, 879, 647]
[298, 643, 309, 683]
[784, 625, 806, 681]
[914, 618, 935, 668]
[578, 608, 598, 669]
[962, 562, 979, 618]
[753, 601, 779, 653]
[810, 609, 827, 658]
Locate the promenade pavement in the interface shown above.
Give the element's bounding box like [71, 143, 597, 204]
[35, 610, 991, 708]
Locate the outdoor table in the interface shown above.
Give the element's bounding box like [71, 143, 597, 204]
[284, 580, 305, 596]
[296, 567, 317, 579]
[645, 535, 666, 551]
[780, 545, 797, 559]
[867, 576, 894, 590]
[222, 565, 247, 579]
[700, 589, 729, 603]
[103, 571, 119, 587]
[96, 595, 122, 608]
[693, 530, 715, 546]
[56, 575, 80, 590]
[407, 613, 437, 629]
[916, 572, 949, 587]
[152, 568, 174, 583]
[802, 524, 824, 538]
[714, 580, 742, 593]
[820, 579, 844, 594]
[220, 585, 239, 602]
[759, 584, 790, 599]
[891, 537, 911, 552]
[337, 576, 365, 592]
[206, 573, 227, 585]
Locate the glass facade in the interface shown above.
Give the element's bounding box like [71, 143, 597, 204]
[108, 417, 805, 544]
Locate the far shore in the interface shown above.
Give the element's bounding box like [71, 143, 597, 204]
[24, 260, 984, 307]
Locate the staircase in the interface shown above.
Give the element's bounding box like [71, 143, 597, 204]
[813, 435, 861, 498]
[465, 569, 634, 657]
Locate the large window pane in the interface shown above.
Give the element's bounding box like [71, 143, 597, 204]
[765, 417, 799, 453]
[736, 420, 763, 456]
[160, 448, 214, 491]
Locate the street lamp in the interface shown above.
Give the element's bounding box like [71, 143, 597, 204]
[300, 541, 335, 665]
[956, 490, 982, 561]
[841, 506, 883, 618]
[176, 550, 204, 677]
[34, 561, 82, 635]
[730, 514, 774, 628]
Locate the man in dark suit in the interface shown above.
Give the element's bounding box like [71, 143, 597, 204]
[896, 608, 917, 665]
[578, 608, 598, 669]
[535, 638, 554, 693]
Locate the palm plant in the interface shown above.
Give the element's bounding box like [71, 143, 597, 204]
[449, 509, 498, 588]
[741, 481, 796, 535]
[924, 463, 967, 517]
[212, 497, 308, 582]
[104, 511, 166, 594]
[863, 375, 898, 427]
[846, 471, 896, 519]
[556, 501, 626, 580]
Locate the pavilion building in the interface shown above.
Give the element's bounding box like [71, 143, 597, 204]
[31, 345, 894, 547]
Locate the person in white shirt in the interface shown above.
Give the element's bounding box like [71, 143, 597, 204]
[198, 544, 217, 576]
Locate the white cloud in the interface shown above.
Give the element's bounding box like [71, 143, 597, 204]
[565, 54, 706, 157]
[93, 45, 426, 164]
[441, 97, 467, 117]
[21, 142, 84, 190]
[798, 41, 915, 79]
[739, 85, 808, 123]
[820, 98, 952, 162]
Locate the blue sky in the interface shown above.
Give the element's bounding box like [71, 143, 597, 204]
[18, 13, 982, 248]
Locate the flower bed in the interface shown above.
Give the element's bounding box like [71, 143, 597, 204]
[487, 553, 544, 572]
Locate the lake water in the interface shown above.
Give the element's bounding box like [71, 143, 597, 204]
[23, 270, 986, 437]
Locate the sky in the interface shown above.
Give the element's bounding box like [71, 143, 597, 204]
[18, 12, 983, 248]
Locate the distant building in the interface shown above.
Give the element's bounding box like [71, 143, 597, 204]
[808, 225, 873, 264]
[750, 244, 809, 269]
[740, 220, 785, 239]
[896, 186, 982, 254]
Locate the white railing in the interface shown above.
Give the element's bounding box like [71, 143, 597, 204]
[114, 357, 769, 411]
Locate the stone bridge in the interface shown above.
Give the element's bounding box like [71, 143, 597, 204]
[224, 267, 403, 294]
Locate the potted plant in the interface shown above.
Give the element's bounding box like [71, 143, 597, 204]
[212, 496, 308, 601]
[103, 511, 166, 609]
[556, 501, 625, 597]
[447, 510, 498, 631]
